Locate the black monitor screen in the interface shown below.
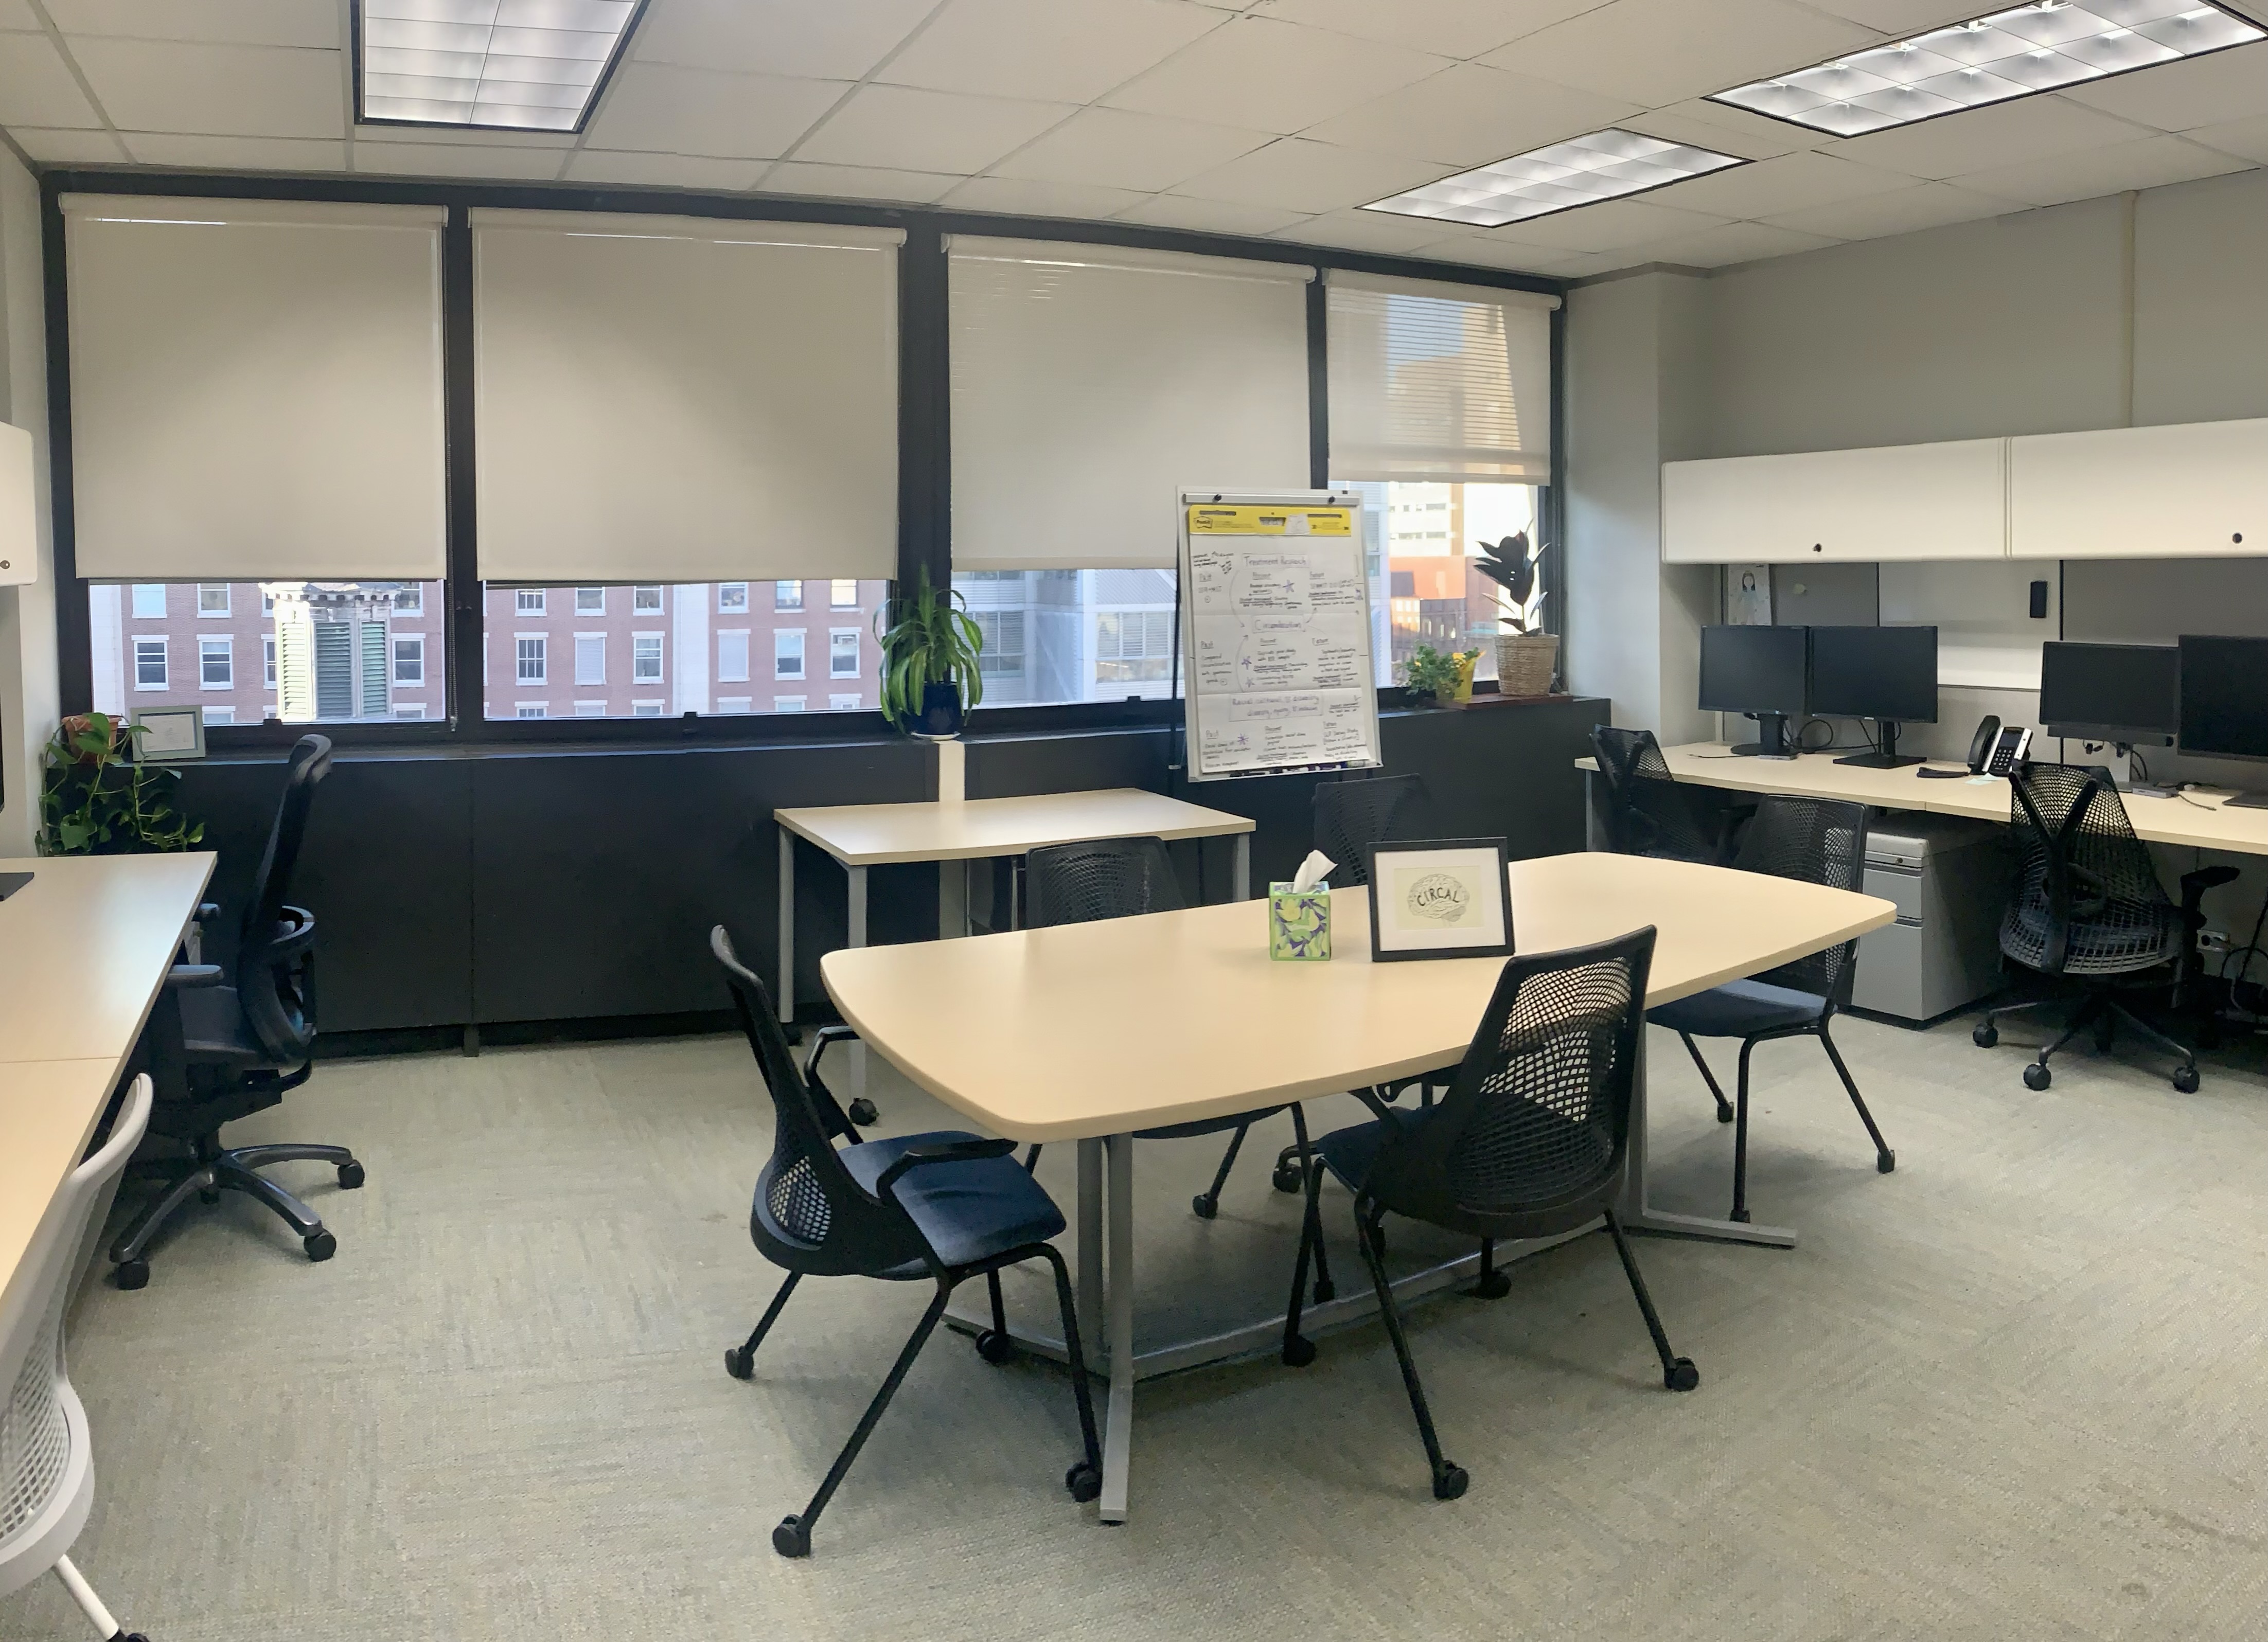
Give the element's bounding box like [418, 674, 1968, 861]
[1807, 626, 1938, 724]
[1699, 625, 1808, 717]
[2178, 635, 2268, 762]
[2039, 642, 2180, 744]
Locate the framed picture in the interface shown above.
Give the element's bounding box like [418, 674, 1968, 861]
[1366, 837, 1514, 962]
[129, 704, 207, 763]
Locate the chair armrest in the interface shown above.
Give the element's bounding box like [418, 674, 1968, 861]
[197, 902, 221, 920]
[803, 1023, 858, 1083]
[166, 963, 225, 989]
[873, 1137, 1018, 1200]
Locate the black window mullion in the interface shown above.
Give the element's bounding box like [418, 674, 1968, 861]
[897, 222, 950, 594]
[441, 203, 481, 738]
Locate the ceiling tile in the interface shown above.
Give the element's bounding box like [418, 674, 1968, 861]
[944, 175, 1155, 218]
[1461, 194, 1727, 251]
[1112, 192, 1312, 235]
[1169, 136, 1446, 213]
[1759, 179, 2019, 239]
[353, 141, 566, 180]
[1950, 134, 2253, 207]
[1791, 0, 1982, 30]
[758, 160, 964, 204]
[1273, 206, 1468, 252]
[74, 39, 341, 138]
[1480, 0, 1876, 109]
[2188, 110, 2268, 163]
[0, 0, 37, 24]
[1619, 218, 1840, 267]
[586, 66, 844, 158]
[989, 106, 1270, 190]
[47, 0, 336, 47]
[1106, 16, 1449, 135]
[881, 0, 1223, 103]
[0, 32, 103, 128]
[12, 126, 127, 162]
[630, 0, 936, 81]
[1409, 233, 1588, 274]
[1833, 95, 2153, 181]
[562, 150, 770, 189]
[122, 131, 344, 169]
[2058, 41, 2268, 134]
[1642, 150, 1917, 219]
[1297, 62, 1639, 166]
[1248, 0, 1614, 62]
[793, 83, 1075, 171]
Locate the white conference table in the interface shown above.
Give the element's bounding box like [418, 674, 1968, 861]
[0, 853, 215, 1331]
[823, 850, 1894, 1522]
[775, 787, 1256, 1109]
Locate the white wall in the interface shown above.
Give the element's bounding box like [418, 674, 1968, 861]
[0, 148, 53, 857]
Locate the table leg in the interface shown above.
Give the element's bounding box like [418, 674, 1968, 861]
[940, 858, 968, 940]
[1100, 1132, 1135, 1525]
[777, 830, 796, 1029]
[1077, 1138, 1103, 1367]
[1232, 834, 1250, 902]
[1618, 1027, 1797, 1249]
[846, 864, 868, 1114]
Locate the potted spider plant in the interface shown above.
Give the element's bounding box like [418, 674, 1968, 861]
[1472, 530, 1559, 698]
[876, 569, 984, 739]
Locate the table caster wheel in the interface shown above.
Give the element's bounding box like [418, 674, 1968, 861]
[1190, 1193, 1218, 1220]
[1666, 1356, 1699, 1391]
[2172, 1065, 2201, 1093]
[724, 1346, 754, 1380]
[1066, 1461, 1102, 1503]
[1876, 1150, 1895, 1174]
[772, 1515, 811, 1558]
[1282, 1334, 1316, 1368]
[846, 1098, 879, 1127]
[2023, 1061, 2051, 1091]
[338, 1160, 365, 1189]
[1972, 1022, 1998, 1048]
[1270, 1161, 1302, 1194]
[114, 1259, 149, 1291]
[1715, 1103, 1734, 1124]
[1432, 1463, 1468, 1501]
[975, 1329, 1016, 1365]
[303, 1229, 336, 1262]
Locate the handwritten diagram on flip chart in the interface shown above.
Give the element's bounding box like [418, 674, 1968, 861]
[1179, 490, 1383, 781]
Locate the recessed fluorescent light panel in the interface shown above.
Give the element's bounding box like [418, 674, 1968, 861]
[1711, 2, 2265, 138]
[356, 0, 649, 133]
[1362, 129, 1747, 226]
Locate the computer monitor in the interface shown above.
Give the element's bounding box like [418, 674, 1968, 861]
[1807, 625, 1937, 770]
[2039, 642, 2180, 748]
[2178, 634, 2268, 809]
[1698, 624, 1808, 758]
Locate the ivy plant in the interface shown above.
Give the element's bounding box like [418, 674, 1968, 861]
[37, 711, 205, 855]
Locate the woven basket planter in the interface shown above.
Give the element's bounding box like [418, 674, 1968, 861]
[1496, 633, 1560, 698]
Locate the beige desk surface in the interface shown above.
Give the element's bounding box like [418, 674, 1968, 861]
[776, 787, 1255, 867]
[823, 851, 1894, 1142]
[1578, 743, 2268, 856]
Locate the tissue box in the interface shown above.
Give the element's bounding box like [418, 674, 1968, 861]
[1269, 883, 1332, 961]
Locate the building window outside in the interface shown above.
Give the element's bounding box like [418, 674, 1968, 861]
[393, 585, 421, 614]
[204, 706, 235, 724]
[200, 636, 232, 688]
[830, 579, 857, 609]
[574, 700, 606, 717]
[774, 695, 806, 712]
[264, 635, 278, 688]
[394, 635, 424, 684]
[632, 633, 663, 684]
[575, 586, 604, 614]
[133, 637, 166, 689]
[717, 629, 750, 683]
[1096, 611, 1173, 684]
[631, 699, 665, 717]
[516, 635, 545, 684]
[973, 610, 1024, 677]
[829, 692, 861, 711]
[774, 580, 803, 611]
[517, 702, 546, 718]
[717, 582, 749, 613]
[130, 584, 166, 619]
[716, 695, 752, 713]
[394, 703, 427, 720]
[515, 588, 546, 615]
[574, 633, 606, 686]
[829, 629, 859, 678]
[775, 629, 805, 679]
[197, 584, 229, 616]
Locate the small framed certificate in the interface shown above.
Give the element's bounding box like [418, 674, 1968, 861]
[1365, 837, 1514, 962]
[129, 705, 207, 763]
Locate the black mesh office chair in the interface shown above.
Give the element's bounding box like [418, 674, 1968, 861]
[711, 928, 1101, 1558]
[1279, 927, 1696, 1502]
[1645, 796, 1894, 1224]
[1973, 764, 2221, 1092]
[1590, 726, 1743, 865]
[111, 736, 362, 1289]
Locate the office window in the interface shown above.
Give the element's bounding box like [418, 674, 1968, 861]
[515, 588, 546, 615]
[718, 582, 749, 613]
[829, 629, 859, 678]
[774, 695, 806, 712]
[1338, 481, 1541, 687]
[717, 629, 750, 683]
[574, 634, 606, 686]
[394, 703, 427, 719]
[972, 608, 1024, 679]
[632, 699, 665, 717]
[204, 705, 235, 724]
[393, 584, 421, 614]
[131, 584, 165, 618]
[830, 578, 858, 609]
[950, 568, 1177, 707]
[517, 635, 546, 683]
[716, 695, 752, 714]
[775, 629, 805, 679]
[829, 692, 862, 711]
[774, 580, 803, 611]
[1096, 611, 1173, 684]
[264, 635, 277, 688]
[574, 700, 606, 717]
[575, 586, 605, 614]
[516, 702, 546, 718]
[200, 636, 233, 688]
[632, 633, 663, 684]
[197, 584, 229, 616]
[633, 584, 663, 613]
[133, 637, 166, 689]
[394, 635, 424, 684]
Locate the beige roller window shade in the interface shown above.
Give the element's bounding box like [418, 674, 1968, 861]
[1326, 272, 1558, 485]
[472, 211, 902, 585]
[949, 238, 1313, 570]
[63, 196, 447, 582]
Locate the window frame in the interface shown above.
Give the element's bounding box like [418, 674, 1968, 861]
[199, 634, 233, 689]
[44, 174, 1564, 749]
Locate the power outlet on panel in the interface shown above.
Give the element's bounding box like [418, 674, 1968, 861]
[2199, 929, 2232, 956]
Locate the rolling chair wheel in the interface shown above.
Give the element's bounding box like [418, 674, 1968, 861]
[974, 1329, 1016, 1366]
[1313, 1279, 1334, 1304]
[198, 1188, 220, 1205]
[1282, 1334, 1317, 1368]
[1270, 1161, 1303, 1194]
[338, 1161, 365, 1189]
[723, 1346, 754, 1381]
[114, 1259, 149, 1291]
[2022, 1061, 2052, 1092]
[1189, 1193, 1218, 1220]
[846, 1098, 879, 1127]
[772, 1515, 811, 1558]
[1065, 1460, 1102, 1503]
[1431, 1463, 1469, 1501]
[2172, 1065, 2201, 1094]
[1666, 1357, 1700, 1392]
[303, 1230, 336, 1262]
[1972, 1022, 1998, 1049]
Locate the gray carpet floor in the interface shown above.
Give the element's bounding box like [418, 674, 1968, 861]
[11, 1010, 2268, 1642]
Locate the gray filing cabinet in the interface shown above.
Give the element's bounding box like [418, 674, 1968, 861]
[1851, 814, 2009, 1024]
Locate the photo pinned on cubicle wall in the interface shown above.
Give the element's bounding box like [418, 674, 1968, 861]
[129, 704, 207, 763]
[1366, 838, 1514, 962]
[1727, 564, 1771, 626]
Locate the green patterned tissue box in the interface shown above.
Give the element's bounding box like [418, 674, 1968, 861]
[1269, 883, 1332, 961]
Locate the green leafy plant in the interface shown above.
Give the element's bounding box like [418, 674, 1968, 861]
[1472, 530, 1548, 634]
[37, 711, 205, 855]
[1403, 644, 1475, 705]
[875, 568, 985, 731]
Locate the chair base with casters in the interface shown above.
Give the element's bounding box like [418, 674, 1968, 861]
[1974, 985, 2203, 1093]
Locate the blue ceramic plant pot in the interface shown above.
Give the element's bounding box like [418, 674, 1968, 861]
[912, 681, 964, 740]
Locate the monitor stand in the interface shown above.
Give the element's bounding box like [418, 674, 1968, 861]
[1835, 720, 1924, 770]
[1729, 712, 1795, 761]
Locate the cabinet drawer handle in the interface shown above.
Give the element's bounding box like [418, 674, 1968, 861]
[1813, 543, 1823, 553]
